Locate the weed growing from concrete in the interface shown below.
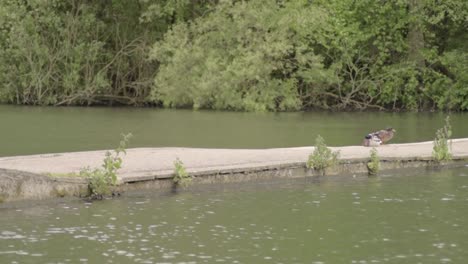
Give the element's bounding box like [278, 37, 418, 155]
[80, 133, 132, 199]
[432, 116, 452, 162]
[173, 158, 192, 187]
[307, 135, 340, 174]
[367, 148, 380, 175]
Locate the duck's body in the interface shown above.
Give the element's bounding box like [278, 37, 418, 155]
[373, 128, 396, 144]
[362, 134, 382, 147]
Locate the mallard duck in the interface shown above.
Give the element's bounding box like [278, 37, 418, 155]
[373, 127, 396, 144]
[363, 134, 382, 147]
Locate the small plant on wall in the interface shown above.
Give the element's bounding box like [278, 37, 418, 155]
[367, 148, 380, 176]
[80, 133, 132, 200]
[307, 135, 340, 175]
[432, 116, 452, 163]
[173, 158, 192, 188]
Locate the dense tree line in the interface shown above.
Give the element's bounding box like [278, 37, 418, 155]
[0, 0, 466, 111]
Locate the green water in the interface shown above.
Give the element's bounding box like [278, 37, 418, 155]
[1, 105, 468, 263]
[1, 167, 468, 263]
[1, 105, 467, 157]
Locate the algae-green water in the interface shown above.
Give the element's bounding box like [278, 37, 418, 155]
[1, 105, 468, 263]
[1, 105, 467, 157]
[1, 167, 468, 263]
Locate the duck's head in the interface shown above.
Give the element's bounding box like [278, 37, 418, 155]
[386, 127, 396, 133]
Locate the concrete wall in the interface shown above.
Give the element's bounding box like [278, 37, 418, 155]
[1, 158, 467, 203]
[117, 158, 467, 193]
[0, 169, 88, 203]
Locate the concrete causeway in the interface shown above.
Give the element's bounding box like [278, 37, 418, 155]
[1, 138, 468, 184]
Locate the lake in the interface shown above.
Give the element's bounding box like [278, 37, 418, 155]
[1, 105, 467, 157]
[1, 167, 468, 263]
[1, 105, 468, 263]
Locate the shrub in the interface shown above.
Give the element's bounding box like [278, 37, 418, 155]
[432, 116, 452, 162]
[173, 158, 192, 187]
[367, 148, 380, 175]
[80, 133, 132, 199]
[307, 135, 340, 174]
[148, 0, 331, 111]
[0, 1, 157, 106]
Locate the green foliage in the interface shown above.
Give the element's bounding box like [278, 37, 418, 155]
[0, 0, 466, 111]
[149, 0, 332, 111]
[367, 148, 380, 176]
[149, 0, 468, 111]
[173, 158, 192, 187]
[307, 135, 340, 173]
[432, 116, 452, 162]
[0, 1, 159, 106]
[435, 51, 468, 110]
[80, 133, 132, 199]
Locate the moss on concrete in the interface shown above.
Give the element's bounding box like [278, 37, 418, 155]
[46, 172, 81, 178]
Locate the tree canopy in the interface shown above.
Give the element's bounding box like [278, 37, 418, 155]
[0, 0, 466, 111]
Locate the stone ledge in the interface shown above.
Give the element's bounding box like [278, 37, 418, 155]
[1, 138, 468, 203]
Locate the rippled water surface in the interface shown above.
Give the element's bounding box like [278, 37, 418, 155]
[1, 167, 468, 263]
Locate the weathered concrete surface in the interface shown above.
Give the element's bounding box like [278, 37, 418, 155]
[0, 169, 88, 202]
[1, 138, 467, 183]
[1, 138, 468, 202]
